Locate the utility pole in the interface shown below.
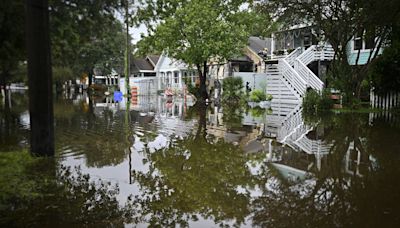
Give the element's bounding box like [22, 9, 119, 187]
[124, 0, 131, 97]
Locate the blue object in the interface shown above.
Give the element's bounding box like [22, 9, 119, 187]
[114, 91, 123, 102]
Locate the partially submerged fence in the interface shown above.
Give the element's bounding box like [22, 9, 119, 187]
[370, 90, 400, 110]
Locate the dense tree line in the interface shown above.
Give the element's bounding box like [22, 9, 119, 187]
[1, 0, 128, 90]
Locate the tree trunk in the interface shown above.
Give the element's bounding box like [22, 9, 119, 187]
[197, 61, 209, 101]
[26, 0, 55, 156]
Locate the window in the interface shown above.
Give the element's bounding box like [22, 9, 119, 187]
[174, 72, 179, 84]
[354, 31, 363, 50]
[365, 28, 376, 50]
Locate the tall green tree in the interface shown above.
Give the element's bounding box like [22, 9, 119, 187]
[49, 0, 125, 86]
[136, 0, 254, 100]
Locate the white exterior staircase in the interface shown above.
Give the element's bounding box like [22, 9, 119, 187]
[266, 44, 335, 104]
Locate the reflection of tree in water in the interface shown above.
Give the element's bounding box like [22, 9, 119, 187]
[0, 153, 133, 227]
[130, 106, 259, 226]
[0, 92, 29, 151]
[222, 103, 244, 131]
[54, 98, 132, 168]
[252, 113, 400, 227]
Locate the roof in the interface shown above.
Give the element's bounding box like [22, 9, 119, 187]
[147, 55, 160, 67]
[229, 55, 252, 62]
[248, 36, 272, 55]
[131, 57, 154, 72]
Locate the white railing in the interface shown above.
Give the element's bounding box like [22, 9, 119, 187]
[294, 44, 335, 92]
[295, 134, 331, 155]
[285, 47, 303, 67]
[277, 106, 304, 143]
[278, 59, 307, 98]
[297, 61, 324, 91]
[273, 44, 334, 99]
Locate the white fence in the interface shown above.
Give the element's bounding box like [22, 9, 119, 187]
[370, 90, 400, 110]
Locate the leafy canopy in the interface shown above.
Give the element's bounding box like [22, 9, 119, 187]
[136, 0, 254, 66]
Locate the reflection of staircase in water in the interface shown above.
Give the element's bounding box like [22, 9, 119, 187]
[265, 103, 332, 170]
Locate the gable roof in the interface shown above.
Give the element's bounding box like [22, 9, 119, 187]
[147, 55, 160, 67]
[131, 57, 154, 72]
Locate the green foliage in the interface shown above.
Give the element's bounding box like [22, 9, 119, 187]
[0, 0, 25, 85]
[249, 107, 269, 117]
[184, 77, 200, 98]
[136, 0, 251, 64]
[249, 89, 267, 102]
[49, 0, 125, 75]
[136, 0, 254, 100]
[369, 34, 400, 94]
[302, 89, 334, 114]
[222, 77, 245, 103]
[53, 66, 74, 84]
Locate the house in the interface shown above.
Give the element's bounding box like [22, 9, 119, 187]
[93, 68, 119, 86]
[154, 53, 198, 94]
[207, 36, 272, 96]
[119, 55, 160, 96]
[208, 36, 272, 80]
[347, 30, 384, 66]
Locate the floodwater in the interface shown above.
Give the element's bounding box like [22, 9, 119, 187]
[1, 91, 400, 227]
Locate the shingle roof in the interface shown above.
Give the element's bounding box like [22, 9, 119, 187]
[248, 36, 272, 55]
[147, 55, 160, 67]
[131, 58, 154, 71]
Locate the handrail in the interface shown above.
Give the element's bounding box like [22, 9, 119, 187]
[297, 60, 324, 91]
[294, 45, 334, 92]
[278, 59, 307, 97]
[285, 47, 302, 67]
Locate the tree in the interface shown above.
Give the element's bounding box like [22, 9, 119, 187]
[49, 0, 125, 86]
[26, 0, 55, 156]
[136, 0, 253, 100]
[0, 0, 25, 90]
[258, 0, 400, 105]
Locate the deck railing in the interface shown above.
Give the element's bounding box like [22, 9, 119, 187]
[295, 45, 334, 92]
[278, 59, 307, 98]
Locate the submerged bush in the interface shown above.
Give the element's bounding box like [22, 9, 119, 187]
[302, 89, 334, 114]
[222, 77, 244, 104]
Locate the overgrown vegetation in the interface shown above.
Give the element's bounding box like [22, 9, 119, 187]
[302, 89, 334, 115]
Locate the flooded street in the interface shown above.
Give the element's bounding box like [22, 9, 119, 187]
[1, 91, 400, 227]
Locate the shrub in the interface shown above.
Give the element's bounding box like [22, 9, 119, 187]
[222, 77, 244, 103]
[303, 89, 334, 114]
[250, 89, 267, 102]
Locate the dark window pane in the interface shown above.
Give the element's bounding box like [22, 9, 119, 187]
[354, 38, 362, 50]
[365, 37, 375, 49]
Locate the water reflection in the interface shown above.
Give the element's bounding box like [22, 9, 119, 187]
[1, 91, 400, 226]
